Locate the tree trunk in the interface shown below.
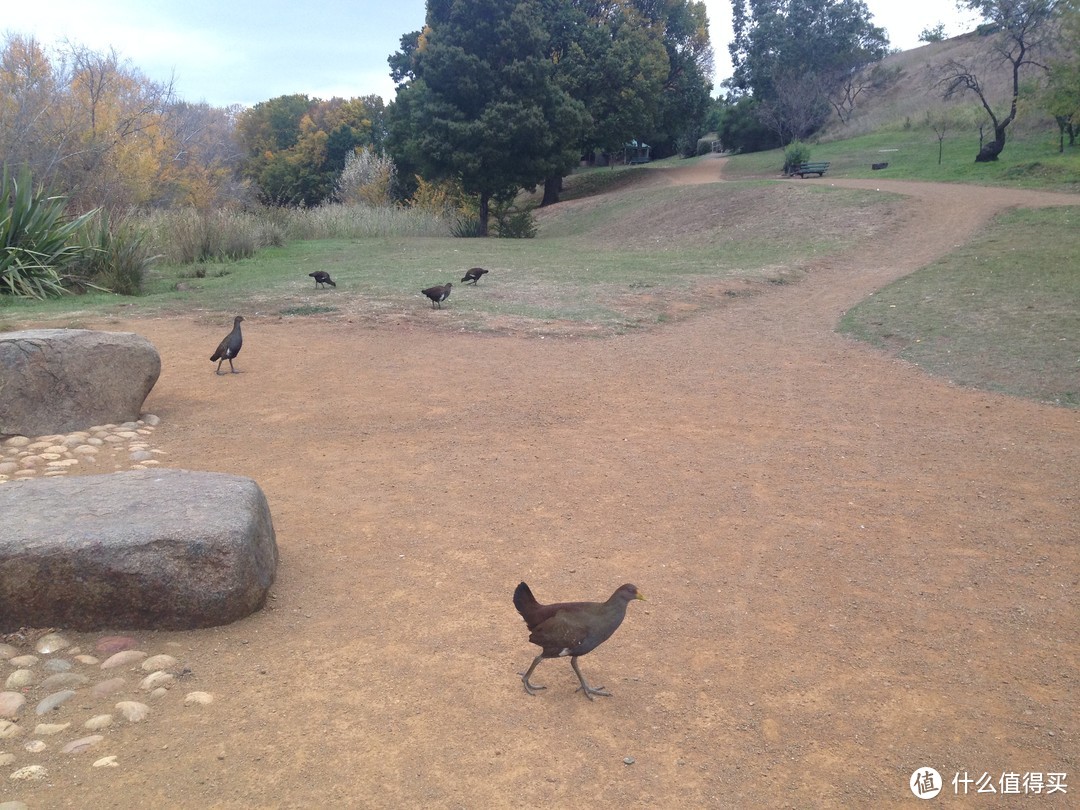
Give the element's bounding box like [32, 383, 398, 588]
[541, 175, 562, 207]
[975, 127, 1007, 162]
[478, 191, 490, 237]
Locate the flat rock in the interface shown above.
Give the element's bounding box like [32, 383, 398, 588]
[0, 469, 278, 631]
[0, 329, 160, 436]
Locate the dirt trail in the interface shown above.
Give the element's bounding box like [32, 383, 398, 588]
[4, 159, 1078, 808]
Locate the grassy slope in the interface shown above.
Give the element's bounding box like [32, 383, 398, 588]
[838, 206, 1080, 407]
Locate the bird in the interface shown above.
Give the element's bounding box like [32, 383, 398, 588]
[309, 270, 336, 288]
[461, 267, 488, 285]
[421, 282, 452, 308]
[210, 315, 244, 375]
[513, 581, 645, 700]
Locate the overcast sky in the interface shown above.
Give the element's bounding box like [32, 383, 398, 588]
[6, 1, 981, 107]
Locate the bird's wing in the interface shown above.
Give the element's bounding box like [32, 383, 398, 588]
[530, 611, 589, 654]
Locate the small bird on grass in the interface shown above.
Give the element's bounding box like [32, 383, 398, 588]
[210, 315, 244, 375]
[513, 581, 645, 700]
[461, 267, 488, 284]
[422, 282, 452, 308]
[309, 271, 336, 288]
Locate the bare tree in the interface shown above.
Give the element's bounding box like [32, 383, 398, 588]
[937, 0, 1062, 162]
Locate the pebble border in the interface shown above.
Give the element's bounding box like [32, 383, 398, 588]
[0, 415, 164, 484]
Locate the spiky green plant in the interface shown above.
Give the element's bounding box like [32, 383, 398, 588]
[0, 165, 99, 299]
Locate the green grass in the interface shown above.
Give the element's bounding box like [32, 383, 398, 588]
[722, 129, 1080, 192]
[0, 180, 899, 334]
[839, 206, 1080, 407]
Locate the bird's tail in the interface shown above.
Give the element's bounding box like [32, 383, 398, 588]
[210, 351, 220, 361]
[513, 581, 540, 624]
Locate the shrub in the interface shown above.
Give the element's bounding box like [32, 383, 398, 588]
[450, 216, 485, 238]
[783, 141, 812, 175]
[335, 148, 397, 207]
[494, 208, 537, 239]
[0, 165, 98, 299]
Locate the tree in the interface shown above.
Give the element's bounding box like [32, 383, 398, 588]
[728, 0, 889, 142]
[538, 0, 670, 204]
[1041, 0, 1079, 151]
[919, 23, 948, 43]
[938, 0, 1063, 162]
[388, 0, 589, 235]
[235, 94, 383, 205]
[1, 35, 248, 211]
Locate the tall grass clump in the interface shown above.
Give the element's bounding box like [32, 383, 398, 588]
[0, 165, 99, 299]
[141, 208, 282, 264]
[66, 211, 159, 295]
[279, 203, 449, 240]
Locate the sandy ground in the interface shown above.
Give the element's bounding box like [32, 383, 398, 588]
[2, 160, 1078, 808]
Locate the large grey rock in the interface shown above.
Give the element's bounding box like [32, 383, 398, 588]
[0, 329, 160, 436]
[0, 470, 278, 631]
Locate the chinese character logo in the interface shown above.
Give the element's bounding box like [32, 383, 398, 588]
[911, 767, 943, 799]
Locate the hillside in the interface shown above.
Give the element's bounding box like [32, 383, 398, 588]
[820, 30, 1064, 140]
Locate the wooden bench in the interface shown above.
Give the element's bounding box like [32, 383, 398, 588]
[792, 161, 830, 178]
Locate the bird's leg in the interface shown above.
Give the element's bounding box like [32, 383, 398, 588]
[215, 360, 224, 375]
[229, 359, 239, 373]
[519, 654, 547, 695]
[571, 657, 611, 700]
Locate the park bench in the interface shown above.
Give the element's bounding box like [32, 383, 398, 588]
[792, 161, 830, 178]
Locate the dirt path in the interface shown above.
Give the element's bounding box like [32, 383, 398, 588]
[4, 161, 1078, 808]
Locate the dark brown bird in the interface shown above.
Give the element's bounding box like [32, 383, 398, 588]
[513, 581, 645, 700]
[309, 270, 336, 288]
[210, 315, 244, 375]
[461, 267, 488, 284]
[422, 282, 452, 308]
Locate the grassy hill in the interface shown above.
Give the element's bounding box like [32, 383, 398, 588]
[820, 30, 1065, 141]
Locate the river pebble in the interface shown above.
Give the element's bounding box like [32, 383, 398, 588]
[40, 672, 89, 691]
[36, 690, 76, 714]
[84, 714, 114, 731]
[5, 671, 35, 689]
[8, 656, 38, 668]
[141, 654, 179, 672]
[116, 701, 150, 723]
[140, 671, 175, 691]
[93, 756, 119, 768]
[0, 644, 17, 659]
[0, 692, 25, 719]
[9, 765, 47, 780]
[0, 719, 22, 739]
[101, 650, 147, 669]
[33, 722, 70, 736]
[62, 735, 104, 754]
[95, 636, 137, 655]
[90, 677, 128, 699]
[0, 415, 164, 485]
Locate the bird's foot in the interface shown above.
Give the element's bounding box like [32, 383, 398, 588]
[575, 684, 612, 701]
[519, 674, 547, 696]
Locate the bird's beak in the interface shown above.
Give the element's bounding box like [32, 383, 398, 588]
[636, 592, 647, 601]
